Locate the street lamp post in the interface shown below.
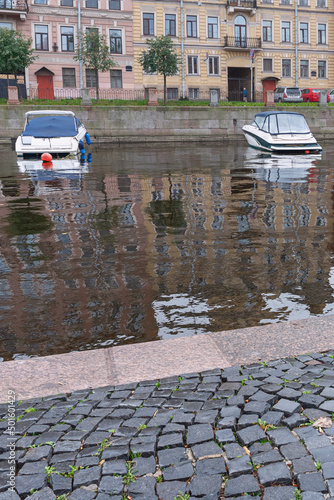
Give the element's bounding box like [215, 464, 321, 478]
[180, 0, 185, 98]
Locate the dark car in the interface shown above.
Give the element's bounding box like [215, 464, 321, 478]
[301, 88, 330, 103]
[274, 87, 303, 103]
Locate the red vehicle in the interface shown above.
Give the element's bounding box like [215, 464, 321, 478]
[301, 88, 330, 102]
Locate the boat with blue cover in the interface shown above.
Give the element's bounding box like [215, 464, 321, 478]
[242, 111, 322, 154]
[15, 110, 91, 158]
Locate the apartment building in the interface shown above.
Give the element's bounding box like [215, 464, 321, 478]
[0, 0, 333, 99]
[133, 0, 334, 100]
[0, 0, 134, 98]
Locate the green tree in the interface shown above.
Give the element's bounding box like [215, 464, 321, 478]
[0, 29, 36, 100]
[138, 35, 179, 104]
[74, 29, 117, 101]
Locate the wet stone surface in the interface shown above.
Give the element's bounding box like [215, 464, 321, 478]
[5, 352, 334, 497]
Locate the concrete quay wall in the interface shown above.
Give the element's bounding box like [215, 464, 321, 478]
[0, 104, 334, 144]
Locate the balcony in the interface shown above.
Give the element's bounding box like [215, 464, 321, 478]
[227, 0, 257, 15]
[0, 0, 28, 19]
[223, 36, 261, 49]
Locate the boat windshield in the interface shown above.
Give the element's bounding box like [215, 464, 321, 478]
[252, 113, 310, 135]
[22, 115, 80, 138]
[276, 114, 310, 134]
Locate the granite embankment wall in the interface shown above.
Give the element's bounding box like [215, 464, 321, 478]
[0, 105, 334, 145]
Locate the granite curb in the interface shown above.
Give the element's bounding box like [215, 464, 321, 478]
[3, 351, 334, 498]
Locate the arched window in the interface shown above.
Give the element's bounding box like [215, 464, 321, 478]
[235, 15, 247, 47]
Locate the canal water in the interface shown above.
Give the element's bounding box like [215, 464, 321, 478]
[0, 142, 334, 361]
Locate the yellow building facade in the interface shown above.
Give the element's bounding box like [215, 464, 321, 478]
[133, 0, 334, 101]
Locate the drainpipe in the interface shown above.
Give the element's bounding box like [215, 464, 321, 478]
[295, 0, 298, 87]
[181, 0, 185, 98]
[78, 0, 83, 94]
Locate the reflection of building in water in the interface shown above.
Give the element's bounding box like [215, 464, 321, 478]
[0, 156, 333, 360]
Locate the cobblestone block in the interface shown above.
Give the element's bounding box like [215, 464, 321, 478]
[267, 427, 298, 446]
[297, 472, 327, 493]
[223, 442, 247, 460]
[132, 455, 156, 475]
[15, 473, 47, 496]
[236, 424, 266, 446]
[50, 473, 72, 495]
[311, 446, 334, 464]
[249, 442, 272, 455]
[215, 428, 235, 444]
[163, 461, 194, 481]
[73, 466, 101, 488]
[301, 493, 326, 500]
[224, 474, 261, 497]
[321, 461, 334, 479]
[220, 406, 241, 419]
[282, 414, 309, 428]
[18, 461, 47, 475]
[227, 455, 253, 477]
[262, 486, 298, 500]
[243, 401, 270, 415]
[257, 462, 292, 486]
[196, 457, 226, 476]
[191, 441, 224, 460]
[260, 411, 284, 426]
[102, 459, 127, 475]
[158, 432, 183, 449]
[272, 398, 301, 415]
[216, 416, 237, 430]
[98, 475, 123, 495]
[25, 487, 56, 500]
[19, 445, 53, 464]
[187, 424, 214, 445]
[304, 434, 331, 451]
[236, 414, 258, 429]
[194, 410, 218, 424]
[158, 447, 189, 467]
[157, 480, 188, 500]
[277, 387, 301, 400]
[189, 474, 222, 497]
[280, 441, 308, 460]
[252, 449, 283, 465]
[299, 394, 326, 408]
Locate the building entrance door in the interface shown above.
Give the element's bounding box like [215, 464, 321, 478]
[262, 79, 277, 104]
[228, 67, 251, 101]
[35, 67, 55, 99]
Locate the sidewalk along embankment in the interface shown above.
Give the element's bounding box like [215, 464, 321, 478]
[0, 104, 333, 146]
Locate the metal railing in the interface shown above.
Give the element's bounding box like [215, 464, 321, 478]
[223, 36, 261, 49]
[0, 0, 28, 10]
[28, 87, 147, 101]
[227, 0, 257, 7]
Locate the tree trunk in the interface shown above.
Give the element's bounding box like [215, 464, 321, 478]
[95, 68, 99, 102]
[14, 73, 23, 101]
[163, 73, 167, 104]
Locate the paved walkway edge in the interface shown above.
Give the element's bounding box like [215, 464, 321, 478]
[1, 314, 334, 402]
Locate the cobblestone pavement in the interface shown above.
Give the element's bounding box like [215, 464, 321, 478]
[4, 352, 334, 499]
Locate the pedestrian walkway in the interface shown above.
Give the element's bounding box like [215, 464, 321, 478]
[2, 350, 334, 499]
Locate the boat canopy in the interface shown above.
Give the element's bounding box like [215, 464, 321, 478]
[21, 115, 80, 138]
[251, 112, 310, 135]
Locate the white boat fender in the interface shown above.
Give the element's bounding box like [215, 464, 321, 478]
[85, 132, 91, 145]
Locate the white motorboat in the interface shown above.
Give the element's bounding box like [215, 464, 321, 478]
[15, 110, 91, 158]
[242, 111, 322, 154]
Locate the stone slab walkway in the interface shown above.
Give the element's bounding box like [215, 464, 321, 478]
[3, 314, 334, 403]
[3, 351, 334, 498]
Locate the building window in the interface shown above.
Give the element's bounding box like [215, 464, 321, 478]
[262, 20, 272, 42]
[317, 0, 326, 5]
[300, 60, 309, 78]
[110, 29, 122, 54]
[318, 60, 326, 78]
[86, 0, 98, 7]
[165, 14, 176, 36]
[281, 0, 290, 4]
[318, 24, 326, 44]
[186, 15, 197, 38]
[61, 26, 74, 52]
[110, 69, 122, 88]
[208, 56, 219, 75]
[300, 22, 308, 43]
[299, 0, 308, 4]
[263, 58, 273, 72]
[187, 55, 198, 75]
[282, 21, 290, 42]
[86, 68, 97, 87]
[143, 13, 154, 36]
[62, 68, 76, 87]
[189, 88, 199, 99]
[282, 58, 291, 77]
[167, 88, 178, 99]
[208, 17, 218, 38]
[109, 0, 120, 9]
[34, 0, 47, 4]
[61, 0, 73, 5]
[35, 25, 48, 51]
[234, 15, 246, 47]
[0, 22, 12, 29]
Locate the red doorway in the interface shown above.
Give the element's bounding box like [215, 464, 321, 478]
[35, 67, 55, 100]
[262, 78, 278, 104]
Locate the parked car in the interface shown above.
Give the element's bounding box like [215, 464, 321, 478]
[301, 88, 330, 103]
[329, 89, 334, 103]
[274, 87, 303, 103]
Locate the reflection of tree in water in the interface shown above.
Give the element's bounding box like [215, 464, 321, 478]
[6, 198, 53, 237]
[147, 200, 187, 234]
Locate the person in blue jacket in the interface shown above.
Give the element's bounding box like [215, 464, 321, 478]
[242, 87, 248, 102]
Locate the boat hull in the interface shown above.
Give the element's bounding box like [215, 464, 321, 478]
[242, 126, 322, 154]
[15, 127, 87, 157]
